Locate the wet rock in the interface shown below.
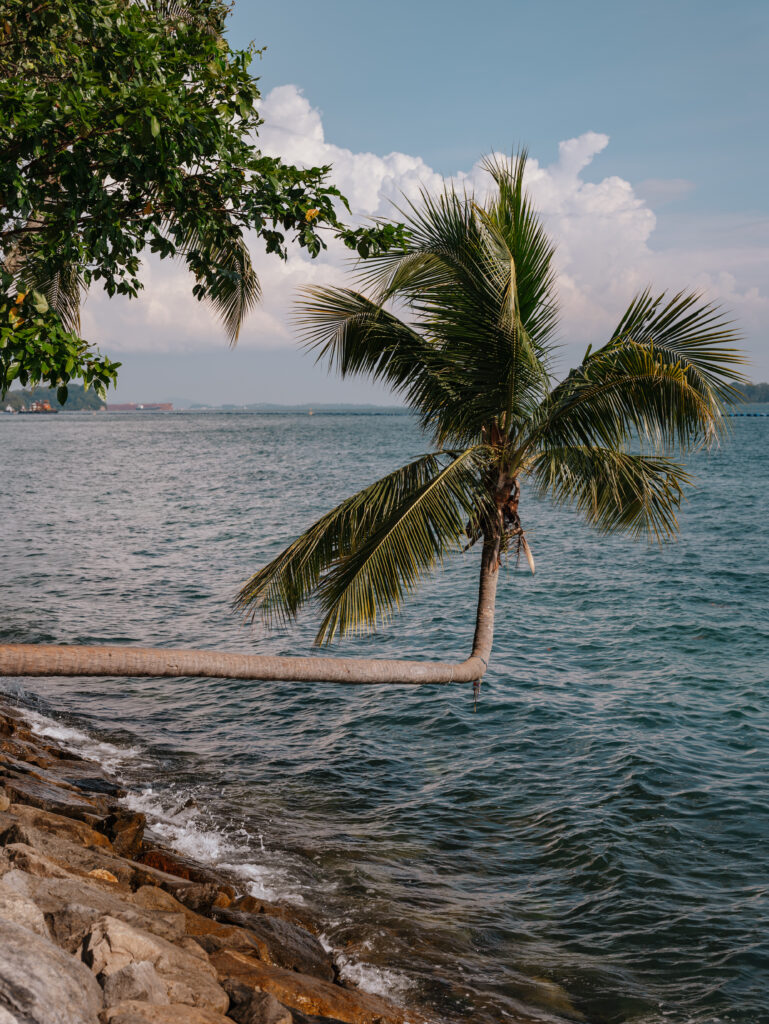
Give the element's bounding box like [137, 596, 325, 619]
[0, 880, 50, 937]
[210, 951, 416, 1024]
[101, 962, 170, 1007]
[100, 1002, 233, 1024]
[5, 803, 114, 849]
[139, 849, 220, 885]
[231, 895, 318, 934]
[223, 980, 292, 1024]
[82, 915, 229, 1013]
[175, 882, 233, 914]
[216, 909, 334, 982]
[2, 873, 186, 952]
[97, 811, 145, 859]
[1, 775, 107, 821]
[0, 916, 103, 1023]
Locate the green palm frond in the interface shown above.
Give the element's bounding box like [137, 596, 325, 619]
[314, 446, 493, 643]
[181, 233, 260, 345]
[237, 448, 492, 641]
[529, 445, 690, 540]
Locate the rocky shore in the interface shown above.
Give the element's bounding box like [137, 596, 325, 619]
[0, 698, 424, 1024]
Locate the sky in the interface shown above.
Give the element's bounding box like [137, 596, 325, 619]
[102, 0, 768, 404]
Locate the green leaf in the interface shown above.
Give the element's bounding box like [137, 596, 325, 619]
[150, 115, 160, 138]
[56, 384, 68, 405]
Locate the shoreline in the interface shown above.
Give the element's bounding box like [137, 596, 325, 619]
[0, 695, 433, 1024]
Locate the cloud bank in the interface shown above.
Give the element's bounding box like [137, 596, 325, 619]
[84, 85, 768, 376]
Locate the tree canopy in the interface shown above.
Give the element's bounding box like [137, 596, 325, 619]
[0, 0, 402, 403]
[238, 153, 744, 646]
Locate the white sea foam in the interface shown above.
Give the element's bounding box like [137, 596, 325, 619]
[14, 703, 418, 1007]
[21, 707, 139, 772]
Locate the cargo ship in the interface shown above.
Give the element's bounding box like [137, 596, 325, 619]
[17, 399, 58, 414]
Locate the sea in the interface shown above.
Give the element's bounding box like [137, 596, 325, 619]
[1, 407, 767, 1024]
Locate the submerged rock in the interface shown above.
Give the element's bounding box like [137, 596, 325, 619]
[0, 917, 103, 1024]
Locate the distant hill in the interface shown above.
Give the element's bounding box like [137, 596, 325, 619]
[735, 382, 769, 403]
[4, 384, 106, 412]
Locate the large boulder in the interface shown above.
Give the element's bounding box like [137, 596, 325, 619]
[1, 872, 186, 952]
[210, 951, 418, 1024]
[101, 962, 169, 1006]
[3, 804, 113, 850]
[216, 909, 334, 981]
[0, 917, 103, 1024]
[81, 916, 228, 1013]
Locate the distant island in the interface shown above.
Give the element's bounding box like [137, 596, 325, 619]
[736, 382, 769, 403]
[4, 384, 105, 412]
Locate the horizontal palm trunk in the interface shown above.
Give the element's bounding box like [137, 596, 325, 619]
[0, 537, 501, 686]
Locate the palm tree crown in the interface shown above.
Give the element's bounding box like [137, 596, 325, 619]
[237, 152, 743, 650]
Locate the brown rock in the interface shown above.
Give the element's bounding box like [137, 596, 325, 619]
[6, 802, 113, 848]
[5, 841, 72, 878]
[0, 787, 10, 813]
[210, 951, 417, 1024]
[224, 980, 292, 1024]
[0, 880, 50, 936]
[100, 1002, 233, 1024]
[216, 909, 334, 981]
[97, 811, 145, 858]
[89, 868, 120, 884]
[139, 849, 224, 886]
[82, 915, 229, 1013]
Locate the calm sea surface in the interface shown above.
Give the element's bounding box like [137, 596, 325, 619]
[1, 409, 768, 1024]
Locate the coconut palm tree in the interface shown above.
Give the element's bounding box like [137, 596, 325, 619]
[235, 151, 743, 673]
[0, 152, 743, 687]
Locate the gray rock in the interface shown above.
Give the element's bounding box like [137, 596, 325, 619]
[0, 917, 102, 1023]
[0, 873, 185, 952]
[81, 915, 228, 1013]
[101, 962, 170, 1007]
[101, 1002, 233, 1023]
[223, 980, 292, 1024]
[4, 841, 72, 878]
[216, 909, 335, 982]
[0, 880, 49, 936]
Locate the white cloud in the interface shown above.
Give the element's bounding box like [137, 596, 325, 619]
[84, 84, 769, 378]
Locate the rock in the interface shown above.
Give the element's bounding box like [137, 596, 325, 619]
[223, 981, 292, 1024]
[0, 917, 103, 1023]
[210, 951, 416, 1024]
[231, 895, 318, 934]
[89, 869, 119, 884]
[0, 817, 134, 887]
[216, 909, 334, 982]
[82, 915, 228, 1013]
[101, 962, 170, 1007]
[7, 803, 114, 849]
[4, 842, 72, 878]
[2, 873, 186, 952]
[175, 882, 233, 915]
[0, 789, 10, 813]
[1, 773, 108, 820]
[97, 811, 145, 859]
[138, 849, 227, 888]
[0, 881, 50, 937]
[100, 1002, 233, 1024]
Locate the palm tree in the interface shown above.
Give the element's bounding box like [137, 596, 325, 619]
[0, 152, 743, 687]
[235, 151, 743, 673]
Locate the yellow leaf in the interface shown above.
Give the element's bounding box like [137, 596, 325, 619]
[305, 208, 320, 222]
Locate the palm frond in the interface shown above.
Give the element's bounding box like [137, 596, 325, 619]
[236, 448, 491, 641]
[190, 235, 261, 346]
[529, 444, 690, 540]
[314, 446, 492, 643]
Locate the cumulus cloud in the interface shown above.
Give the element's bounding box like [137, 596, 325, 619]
[83, 84, 768, 376]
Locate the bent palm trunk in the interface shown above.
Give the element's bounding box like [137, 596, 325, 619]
[0, 553, 500, 686]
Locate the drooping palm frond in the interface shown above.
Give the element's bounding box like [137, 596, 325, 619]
[26, 259, 85, 333]
[531, 291, 744, 455]
[180, 232, 261, 345]
[528, 445, 690, 540]
[237, 447, 493, 642]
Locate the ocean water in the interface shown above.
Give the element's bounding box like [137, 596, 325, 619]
[1, 408, 768, 1024]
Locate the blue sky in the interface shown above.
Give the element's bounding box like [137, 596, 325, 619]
[107, 0, 768, 404]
